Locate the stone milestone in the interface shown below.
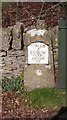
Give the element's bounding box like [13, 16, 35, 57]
[24, 28, 55, 91]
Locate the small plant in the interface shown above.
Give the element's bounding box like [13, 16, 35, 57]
[25, 88, 65, 108]
[2, 75, 24, 93]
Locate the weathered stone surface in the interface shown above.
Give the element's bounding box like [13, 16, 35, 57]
[24, 65, 55, 91]
[2, 27, 12, 51]
[1, 21, 58, 81]
[36, 20, 47, 29]
[1, 50, 25, 78]
[24, 29, 51, 46]
[3, 73, 14, 79]
[51, 26, 58, 48]
[12, 22, 23, 50]
[24, 27, 55, 91]
[54, 52, 58, 61]
[7, 50, 24, 57]
[0, 51, 7, 57]
[0, 28, 2, 50]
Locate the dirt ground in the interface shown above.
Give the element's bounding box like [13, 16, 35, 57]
[2, 91, 58, 119]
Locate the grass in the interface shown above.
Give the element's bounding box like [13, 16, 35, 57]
[2, 75, 24, 92]
[0, 76, 66, 108]
[24, 88, 65, 108]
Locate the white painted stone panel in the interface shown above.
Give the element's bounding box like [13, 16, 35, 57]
[27, 29, 47, 36]
[28, 42, 48, 64]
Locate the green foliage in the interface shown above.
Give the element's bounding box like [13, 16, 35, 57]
[2, 75, 24, 92]
[1, 76, 65, 108]
[25, 88, 65, 108]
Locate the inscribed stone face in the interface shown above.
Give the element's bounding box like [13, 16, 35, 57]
[28, 42, 48, 64]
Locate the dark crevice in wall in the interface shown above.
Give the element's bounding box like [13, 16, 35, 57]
[20, 24, 24, 50]
[8, 28, 13, 50]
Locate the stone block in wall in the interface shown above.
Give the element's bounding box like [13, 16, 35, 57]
[53, 37, 58, 48]
[0, 63, 5, 67]
[36, 20, 47, 29]
[3, 73, 14, 79]
[51, 26, 58, 48]
[7, 50, 24, 57]
[15, 50, 25, 56]
[54, 51, 58, 61]
[3, 56, 16, 65]
[12, 22, 23, 50]
[0, 68, 4, 76]
[0, 51, 7, 57]
[3, 70, 12, 74]
[0, 28, 2, 50]
[17, 56, 25, 64]
[2, 27, 12, 51]
[52, 26, 58, 35]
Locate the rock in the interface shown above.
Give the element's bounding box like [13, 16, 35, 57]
[2, 27, 12, 51]
[0, 51, 7, 57]
[12, 22, 24, 50]
[0, 28, 2, 50]
[24, 27, 55, 91]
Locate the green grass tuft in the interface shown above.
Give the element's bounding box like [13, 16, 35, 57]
[25, 88, 65, 108]
[2, 75, 24, 93]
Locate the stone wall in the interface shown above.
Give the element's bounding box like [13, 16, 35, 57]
[0, 50, 25, 78]
[0, 22, 25, 79]
[0, 21, 58, 79]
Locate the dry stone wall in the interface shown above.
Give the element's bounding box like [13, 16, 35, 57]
[0, 21, 58, 79]
[1, 50, 25, 78]
[0, 22, 25, 79]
